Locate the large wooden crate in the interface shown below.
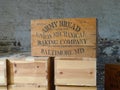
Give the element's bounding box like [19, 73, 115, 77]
[0, 87, 7, 90]
[8, 85, 48, 90]
[56, 86, 97, 90]
[0, 59, 7, 86]
[55, 57, 96, 86]
[7, 57, 50, 86]
[105, 64, 120, 90]
[31, 18, 96, 57]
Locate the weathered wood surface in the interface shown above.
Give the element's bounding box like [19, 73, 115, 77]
[105, 64, 120, 90]
[56, 86, 97, 90]
[55, 59, 96, 86]
[8, 85, 48, 90]
[0, 59, 7, 86]
[55, 57, 96, 60]
[0, 87, 7, 90]
[7, 57, 49, 86]
[31, 18, 96, 57]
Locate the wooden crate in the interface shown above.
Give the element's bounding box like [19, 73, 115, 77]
[0, 59, 7, 86]
[31, 18, 96, 57]
[7, 57, 50, 86]
[56, 86, 97, 90]
[105, 64, 120, 90]
[0, 87, 7, 90]
[55, 57, 96, 86]
[8, 85, 48, 90]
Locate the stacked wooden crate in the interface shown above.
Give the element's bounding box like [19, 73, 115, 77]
[54, 57, 97, 90]
[0, 58, 7, 90]
[7, 56, 50, 90]
[31, 18, 97, 90]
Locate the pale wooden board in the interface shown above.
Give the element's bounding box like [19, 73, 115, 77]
[7, 57, 50, 86]
[8, 85, 48, 90]
[31, 18, 96, 57]
[55, 57, 96, 61]
[0, 59, 7, 86]
[56, 86, 97, 90]
[55, 60, 96, 86]
[0, 87, 7, 90]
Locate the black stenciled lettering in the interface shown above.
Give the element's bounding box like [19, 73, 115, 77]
[74, 48, 85, 54]
[36, 32, 52, 39]
[60, 39, 86, 45]
[42, 20, 81, 32]
[63, 31, 86, 38]
[59, 21, 81, 32]
[53, 32, 62, 37]
[42, 21, 58, 32]
[75, 25, 81, 32]
[40, 49, 72, 56]
[37, 40, 58, 46]
[59, 21, 68, 27]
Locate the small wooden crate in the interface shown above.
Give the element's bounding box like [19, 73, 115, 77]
[7, 57, 50, 86]
[0, 87, 7, 90]
[56, 86, 97, 90]
[105, 64, 120, 90]
[55, 57, 96, 86]
[0, 59, 7, 86]
[8, 85, 48, 90]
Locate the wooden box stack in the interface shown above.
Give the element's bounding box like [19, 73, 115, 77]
[0, 58, 7, 90]
[7, 56, 50, 90]
[31, 18, 97, 90]
[55, 57, 97, 90]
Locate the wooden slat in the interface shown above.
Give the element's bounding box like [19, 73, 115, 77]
[55, 60, 96, 86]
[55, 57, 96, 61]
[56, 86, 97, 90]
[105, 64, 120, 90]
[7, 57, 50, 86]
[0, 87, 7, 90]
[8, 85, 48, 90]
[0, 59, 7, 86]
[31, 18, 96, 57]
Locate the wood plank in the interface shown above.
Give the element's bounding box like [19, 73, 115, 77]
[56, 86, 97, 90]
[55, 60, 96, 86]
[105, 64, 120, 90]
[0, 59, 7, 86]
[31, 18, 96, 57]
[0, 87, 7, 90]
[7, 57, 50, 86]
[55, 57, 96, 61]
[8, 85, 48, 90]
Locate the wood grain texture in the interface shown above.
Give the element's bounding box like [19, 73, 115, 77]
[55, 59, 96, 86]
[0, 60, 7, 86]
[31, 18, 96, 57]
[0, 87, 7, 90]
[105, 64, 120, 90]
[8, 85, 47, 90]
[7, 57, 50, 86]
[56, 86, 97, 90]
